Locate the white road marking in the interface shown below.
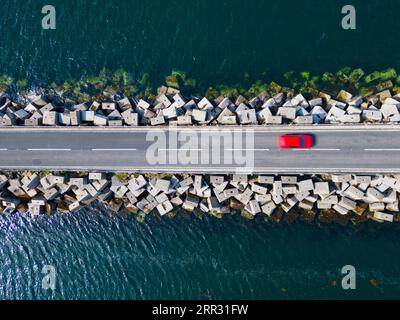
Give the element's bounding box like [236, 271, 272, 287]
[92, 148, 137, 151]
[159, 148, 203, 151]
[364, 149, 400, 151]
[28, 148, 71, 151]
[0, 149, 8, 151]
[292, 148, 341, 151]
[226, 149, 270, 151]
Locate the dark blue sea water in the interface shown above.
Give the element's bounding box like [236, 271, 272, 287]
[1, 0, 400, 299]
[2, 207, 400, 299]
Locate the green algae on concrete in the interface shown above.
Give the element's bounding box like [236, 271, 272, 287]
[3, 66, 400, 107]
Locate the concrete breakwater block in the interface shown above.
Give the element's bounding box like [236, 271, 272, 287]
[0, 172, 398, 226]
[1, 85, 400, 127]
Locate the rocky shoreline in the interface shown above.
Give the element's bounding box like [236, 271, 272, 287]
[1, 171, 399, 226]
[0, 86, 399, 127]
[1, 68, 400, 127]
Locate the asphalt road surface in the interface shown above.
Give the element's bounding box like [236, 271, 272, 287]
[0, 125, 399, 174]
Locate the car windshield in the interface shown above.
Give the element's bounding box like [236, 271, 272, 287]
[299, 136, 305, 147]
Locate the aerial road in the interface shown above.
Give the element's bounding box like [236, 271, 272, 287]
[0, 125, 399, 174]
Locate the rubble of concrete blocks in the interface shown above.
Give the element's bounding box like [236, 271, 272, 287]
[0, 171, 399, 225]
[2, 87, 400, 127]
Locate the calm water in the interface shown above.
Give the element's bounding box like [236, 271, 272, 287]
[1, 0, 400, 299]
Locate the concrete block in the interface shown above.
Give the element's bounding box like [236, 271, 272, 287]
[315, 181, 331, 197]
[14, 109, 29, 120]
[42, 111, 58, 126]
[277, 107, 296, 120]
[108, 120, 123, 126]
[299, 200, 314, 210]
[177, 115, 192, 125]
[344, 185, 364, 200]
[258, 107, 272, 123]
[193, 175, 203, 191]
[373, 212, 393, 222]
[210, 176, 224, 186]
[355, 175, 372, 185]
[362, 110, 382, 122]
[24, 118, 40, 126]
[232, 175, 248, 184]
[331, 174, 352, 183]
[340, 114, 361, 123]
[332, 204, 349, 215]
[254, 194, 272, 205]
[383, 189, 397, 204]
[89, 172, 106, 181]
[121, 110, 139, 126]
[346, 106, 362, 115]
[185, 194, 200, 208]
[235, 187, 253, 205]
[59, 113, 71, 125]
[265, 115, 282, 124]
[338, 197, 357, 210]
[337, 90, 353, 102]
[173, 93, 186, 107]
[94, 114, 107, 126]
[366, 187, 385, 202]
[137, 99, 151, 109]
[386, 201, 399, 212]
[246, 200, 261, 215]
[297, 179, 314, 192]
[237, 109, 257, 124]
[118, 97, 132, 110]
[150, 115, 165, 126]
[171, 196, 183, 207]
[282, 185, 297, 195]
[281, 176, 297, 184]
[258, 176, 274, 184]
[90, 101, 101, 111]
[270, 194, 282, 205]
[381, 103, 399, 118]
[69, 177, 87, 186]
[157, 200, 174, 216]
[192, 109, 207, 122]
[296, 106, 309, 116]
[273, 181, 282, 196]
[389, 113, 400, 122]
[317, 201, 332, 209]
[44, 188, 59, 201]
[157, 94, 171, 107]
[311, 106, 327, 121]
[155, 179, 170, 193]
[223, 188, 239, 198]
[294, 116, 313, 124]
[326, 106, 346, 122]
[85, 184, 98, 197]
[250, 183, 268, 195]
[68, 201, 81, 212]
[294, 191, 310, 202]
[163, 104, 178, 119]
[70, 111, 81, 126]
[369, 202, 385, 212]
[102, 102, 116, 111]
[155, 192, 168, 204]
[197, 97, 213, 110]
[81, 110, 95, 122]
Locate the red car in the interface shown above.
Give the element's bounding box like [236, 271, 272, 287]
[278, 134, 314, 149]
